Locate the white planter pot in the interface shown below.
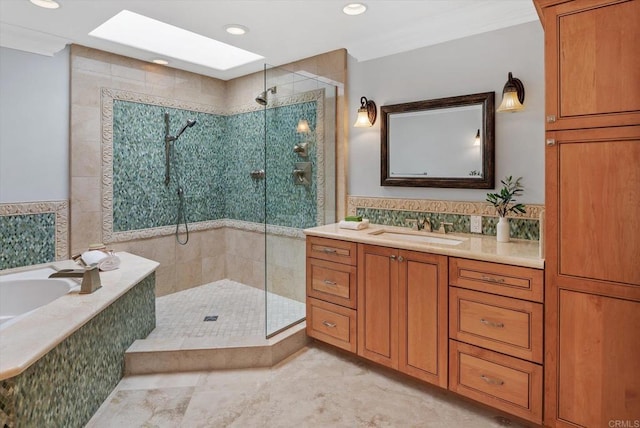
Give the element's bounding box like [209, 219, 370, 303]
[496, 217, 510, 243]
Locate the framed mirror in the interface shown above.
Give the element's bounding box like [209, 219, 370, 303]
[381, 92, 495, 188]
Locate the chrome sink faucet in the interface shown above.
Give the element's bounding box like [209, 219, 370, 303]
[49, 265, 102, 294]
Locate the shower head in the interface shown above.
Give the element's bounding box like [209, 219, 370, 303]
[255, 86, 277, 106]
[174, 119, 197, 140]
[255, 93, 267, 106]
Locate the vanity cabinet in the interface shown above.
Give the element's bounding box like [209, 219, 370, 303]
[448, 258, 544, 424]
[536, 0, 640, 426]
[536, 0, 640, 131]
[306, 236, 357, 352]
[357, 243, 448, 387]
[305, 234, 544, 422]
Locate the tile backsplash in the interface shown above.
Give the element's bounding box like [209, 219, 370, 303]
[349, 196, 543, 241]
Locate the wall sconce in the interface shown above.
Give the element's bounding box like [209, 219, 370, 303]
[474, 129, 481, 146]
[497, 72, 525, 113]
[354, 96, 377, 127]
[296, 119, 311, 134]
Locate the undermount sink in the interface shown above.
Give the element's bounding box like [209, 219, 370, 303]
[368, 229, 465, 246]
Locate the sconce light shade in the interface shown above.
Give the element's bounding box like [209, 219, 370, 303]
[497, 72, 525, 113]
[474, 129, 481, 146]
[354, 96, 377, 127]
[296, 119, 311, 133]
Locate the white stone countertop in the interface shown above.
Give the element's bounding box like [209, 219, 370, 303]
[304, 223, 544, 269]
[0, 252, 159, 380]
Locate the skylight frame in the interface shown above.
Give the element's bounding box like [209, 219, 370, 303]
[89, 10, 263, 71]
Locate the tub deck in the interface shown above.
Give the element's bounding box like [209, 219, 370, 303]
[0, 252, 159, 380]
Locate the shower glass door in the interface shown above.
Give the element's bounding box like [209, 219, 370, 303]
[263, 65, 338, 337]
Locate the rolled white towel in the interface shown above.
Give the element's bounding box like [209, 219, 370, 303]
[338, 219, 370, 230]
[81, 250, 121, 271]
[98, 254, 121, 272]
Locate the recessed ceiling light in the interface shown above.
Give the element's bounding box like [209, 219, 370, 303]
[89, 10, 263, 71]
[29, 0, 60, 9]
[343, 3, 367, 16]
[225, 25, 249, 36]
[152, 59, 169, 65]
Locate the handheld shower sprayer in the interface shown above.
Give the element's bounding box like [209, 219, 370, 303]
[164, 113, 197, 186]
[173, 119, 197, 141]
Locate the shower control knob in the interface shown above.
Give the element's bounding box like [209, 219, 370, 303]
[250, 169, 266, 179]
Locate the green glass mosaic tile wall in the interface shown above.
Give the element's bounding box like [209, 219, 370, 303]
[113, 101, 226, 231]
[0, 213, 55, 270]
[112, 100, 318, 232]
[266, 102, 318, 229]
[0, 273, 155, 428]
[356, 208, 539, 240]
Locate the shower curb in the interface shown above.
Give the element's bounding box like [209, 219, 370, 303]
[123, 322, 308, 375]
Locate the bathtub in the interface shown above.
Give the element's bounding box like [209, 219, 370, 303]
[0, 267, 78, 330]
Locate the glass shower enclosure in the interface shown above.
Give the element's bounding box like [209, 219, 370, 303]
[260, 65, 338, 337]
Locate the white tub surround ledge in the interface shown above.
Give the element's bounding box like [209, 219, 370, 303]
[304, 223, 543, 269]
[0, 252, 159, 380]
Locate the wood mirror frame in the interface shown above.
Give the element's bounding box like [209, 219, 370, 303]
[381, 92, 495, 188]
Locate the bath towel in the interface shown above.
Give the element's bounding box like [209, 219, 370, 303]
[81, 250, 121, 271]
[338, 219, 370, 230]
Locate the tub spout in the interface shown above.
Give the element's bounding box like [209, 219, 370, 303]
[49, 265, 102, 294]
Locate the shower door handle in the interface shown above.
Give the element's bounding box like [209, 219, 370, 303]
[250, 169, 266, 179]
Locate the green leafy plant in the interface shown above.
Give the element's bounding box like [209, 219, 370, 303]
[486, 176, 526, 217]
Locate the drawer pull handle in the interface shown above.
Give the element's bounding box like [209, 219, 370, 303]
[322, 320, 337, 328]
[481, 275, 505, 284]
[480, 319, 505, 328]
[480, 375, 504, 386]
[390, 255, 397, 260]
[323, 279, 337, 286]
[323, 248, 337, 254]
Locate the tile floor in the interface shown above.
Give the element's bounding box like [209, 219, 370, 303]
[147, 279, 306, 339]
[88, 343, 528, 428]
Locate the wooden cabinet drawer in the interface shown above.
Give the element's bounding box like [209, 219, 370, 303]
[307, 298, 356, 353]
[449, 258, 543, 303]
[450, 288, 543, 363]
[307, 236, 357, 265]
[449, 340, 542, 424]
[307, 258, 356, 309]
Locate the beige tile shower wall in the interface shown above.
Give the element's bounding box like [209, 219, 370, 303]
[224, 228, 265, 290]
[70, 45, 227, 296]
[224, 228, 306, 304]
[266, 235, 306, 303]
[111, 228, 226, 297]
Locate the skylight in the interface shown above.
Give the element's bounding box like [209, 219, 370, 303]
[89, 10, 263, 71]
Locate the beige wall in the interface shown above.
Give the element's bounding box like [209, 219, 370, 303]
[69, 45, 347, 297]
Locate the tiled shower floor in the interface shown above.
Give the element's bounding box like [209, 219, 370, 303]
[146, 279, 306, 339]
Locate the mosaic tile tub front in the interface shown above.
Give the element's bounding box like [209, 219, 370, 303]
[0, 273, 155, 428]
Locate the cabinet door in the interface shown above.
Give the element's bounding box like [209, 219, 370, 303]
[398, 250, 448, 387]
[546, 289, 640, 427]
[542, 0, 640, 130]
[357, 244, 399, 369]
[546, 126, 640, 296]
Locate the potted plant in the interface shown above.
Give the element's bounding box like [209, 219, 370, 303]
[486, 176, 526, 242]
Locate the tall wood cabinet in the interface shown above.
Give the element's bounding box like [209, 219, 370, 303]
[357, 244, 448, 388]
[535, 1, 640, 426]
